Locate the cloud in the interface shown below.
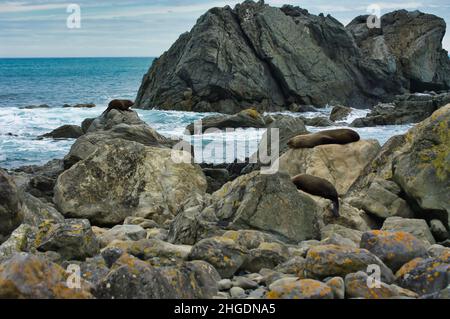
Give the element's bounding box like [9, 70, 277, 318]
[0, 1, 68, 13]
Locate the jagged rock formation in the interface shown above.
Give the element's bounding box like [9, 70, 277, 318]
[135, 1, 450, 113]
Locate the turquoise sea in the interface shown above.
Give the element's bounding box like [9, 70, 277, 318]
[0, 57, 413, 168]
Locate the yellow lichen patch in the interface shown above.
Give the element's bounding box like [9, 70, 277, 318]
[395, 258, 424, 278]
[241, 108, 261, 119]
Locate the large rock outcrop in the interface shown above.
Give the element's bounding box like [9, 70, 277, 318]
[135, 1, 450, 113]
[0, 170, 24, 242]
[392, 105, 450, 228]
[54, 139, 207, 226]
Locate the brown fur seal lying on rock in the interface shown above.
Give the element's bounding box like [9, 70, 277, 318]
[287, 129, 360, 149]
[292, 174, 340, 217]
[102, 99, 134, 115]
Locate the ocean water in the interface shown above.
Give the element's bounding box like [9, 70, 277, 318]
[0, 58, 413, 169]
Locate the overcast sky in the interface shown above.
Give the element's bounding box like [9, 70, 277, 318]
[1, 0, 449, 57]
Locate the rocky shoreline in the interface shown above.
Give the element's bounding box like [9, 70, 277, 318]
[0, 100, 448, 299]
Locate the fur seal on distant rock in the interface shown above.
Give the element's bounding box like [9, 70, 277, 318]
[291, 174, 340, 217]
[102, 99, 134, 115]
[287, 129, 360, 149]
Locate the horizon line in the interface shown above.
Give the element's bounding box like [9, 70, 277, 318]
[0, 56, 156, 59]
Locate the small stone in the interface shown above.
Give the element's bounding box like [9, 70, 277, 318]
[267, 278, 333, 299]
[232, 276, 259, 290]
[218, 279, 232, 291]
[325, 277, 345, 299]
[230, 286, 246, 299]
[430, 219, 449, 242]
[248, 287, 267, 299]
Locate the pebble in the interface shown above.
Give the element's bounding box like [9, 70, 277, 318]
[232, 276, 259, 290]
[230, 287, 246, 299]
[218, 279, 233, 291]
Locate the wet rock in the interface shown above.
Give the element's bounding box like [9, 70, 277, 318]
[267, 278, 333, 299]
[63, 103, 96, 108]
[351, 93, 450, 126]
[302, 117, 333, 127]
[55, 139, 207, 225]
[360, 231, 428, 271]
[382, 217, 435, 247]
[186, 109, 266, 134]
[0, 253, 93, 298]
[330, 105, 352, 122]
[41, 125, 83, 139]
[35, 219, 100, 261]
[305, 244, 395, 283]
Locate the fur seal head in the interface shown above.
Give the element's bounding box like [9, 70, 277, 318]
[287, 129, 360, 149]
[291, 174, 340, 217]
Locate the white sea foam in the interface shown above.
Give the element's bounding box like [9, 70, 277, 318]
[0, 107, 413, 168]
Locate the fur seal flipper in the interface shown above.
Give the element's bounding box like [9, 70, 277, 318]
[292, 174, 340, 217]
[288, 129, 360, 149]
[102, 99, 134, 115]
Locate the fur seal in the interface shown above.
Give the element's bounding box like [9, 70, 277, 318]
[102, 99, 134, 115]
[291, 174, 340, 217]
[287, 129, 360, 149]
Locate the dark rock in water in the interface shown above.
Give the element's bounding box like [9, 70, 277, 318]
[289, 104, 318, 113]
[0, 169, 24, 242]
[135, 2, 450, 113]
[301, 116, 333, 127]
[62, 103, 96, 108]
[186, 109, 266, 134]
[330, 105, 352, 122]
[41, 124, 83, 139]
[351, 92, 450, 126]
[20, 104, 50, 109]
